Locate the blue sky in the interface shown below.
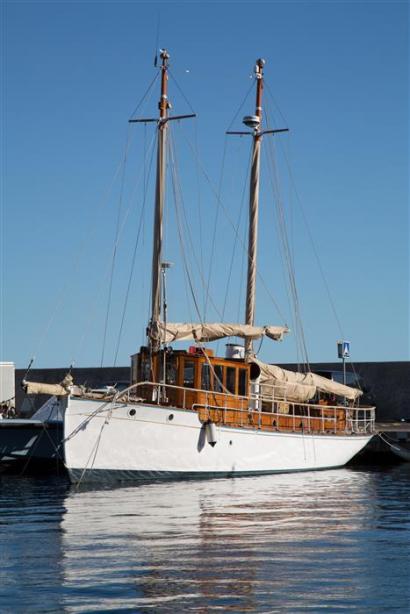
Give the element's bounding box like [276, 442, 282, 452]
[1, 0, 408, 369]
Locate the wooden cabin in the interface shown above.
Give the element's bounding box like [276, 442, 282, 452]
[131, 346, 250, 412]
[128, 346, 360, 435]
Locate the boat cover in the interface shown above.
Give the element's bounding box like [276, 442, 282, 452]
[22, 374, 73, 397]
[150, 322, 289, 343]
[251, 358, 362, 402]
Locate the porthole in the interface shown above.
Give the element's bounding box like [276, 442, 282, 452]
[129, 409, 136, 417]
[168, 413, 174, 421]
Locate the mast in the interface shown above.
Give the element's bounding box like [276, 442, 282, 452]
[226, 59, 288, 357]
[151, 49, 170, 349]
[129, 50, 195, 354]
[244, 58, 265, 357]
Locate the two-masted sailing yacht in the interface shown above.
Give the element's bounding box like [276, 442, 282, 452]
[60, 51, 375, 483]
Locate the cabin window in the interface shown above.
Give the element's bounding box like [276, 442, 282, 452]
[184, 360, 195, 388]
[226, 367, 236, 394]
[238, 369, 247, 396]
[139, 355, 151, 382]
[166, 355, 177, 385]
[213, 365, 224, 393]
[201, 364, 211, 391]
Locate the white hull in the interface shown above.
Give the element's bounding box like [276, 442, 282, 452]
[64, 397, 373, 483]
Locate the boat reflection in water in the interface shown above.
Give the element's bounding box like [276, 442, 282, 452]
[59, 468, 408, 611]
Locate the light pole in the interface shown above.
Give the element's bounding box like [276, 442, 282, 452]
[337, 340, 350, 386]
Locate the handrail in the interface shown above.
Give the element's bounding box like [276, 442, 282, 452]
[76, 380, 375, 435]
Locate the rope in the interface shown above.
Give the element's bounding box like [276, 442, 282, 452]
[204, 138, 228, 320]
[70, 129, 157, 365]
[113, 125, 157, 365]
[264, 85, 345, 339]
[128, 71, 160, 119]
[28, 125, 137, 368]
[178, 130, 288, 325]
[100, 126, 132, 367]
[215, 142, 252, 356]
[168, 69, 197, 116]
[263, 102, 310, 369]
[378, 432, 404, 452]
[18, 413, 64, 477]
[264, 85, 363, 388]
[168, 133, 204, 322]
[221, 146, 251, 321]
[226, 79, 255, 133]
[193, 123, 205, 317]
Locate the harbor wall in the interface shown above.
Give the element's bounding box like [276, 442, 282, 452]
[14, 361, 410, 420]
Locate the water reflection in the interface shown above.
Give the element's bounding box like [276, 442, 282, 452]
[0, 476, 68, 612]
[1, 466, 410, 611]
[59, 466, 410, 611]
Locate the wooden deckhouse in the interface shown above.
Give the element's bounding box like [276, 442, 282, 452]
[128, 344, 372, 437]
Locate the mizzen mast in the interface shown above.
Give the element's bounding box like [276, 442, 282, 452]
[227, 59, 288, 358]
[244, 58, 265, 357]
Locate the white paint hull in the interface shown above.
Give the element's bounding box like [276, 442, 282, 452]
[63, 397, 373, 483]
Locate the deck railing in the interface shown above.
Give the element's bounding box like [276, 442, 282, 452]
[89, 380, 375, 436]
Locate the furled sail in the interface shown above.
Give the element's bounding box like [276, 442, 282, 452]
[22, 374, 74, 397]
[149, 322, 289, 344]
[251, 359, 362, 402]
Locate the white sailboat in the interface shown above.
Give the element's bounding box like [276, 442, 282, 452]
[60, 50, 375, 483]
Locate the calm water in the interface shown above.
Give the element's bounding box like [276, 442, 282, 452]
[1, 465, 410, 612]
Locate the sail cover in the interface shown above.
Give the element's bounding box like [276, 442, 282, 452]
[150, 322, 289, 344]
[22, 374, 74, 397]
[251, 359, 362, 402]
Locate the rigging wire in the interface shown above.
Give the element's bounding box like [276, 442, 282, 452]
[168, 127, 225, 320]
[178, 129, 288, 325]
[168, 134, 203, 322]
[263, 84, 362, 387]
[168, 70, 197, 116]
[71, 129, 157, 365]
[113, 125, 157, 365]
[214, 141, 252, 356]
[28, 127, 137, 368]
[221, 144, 252, 321]
[204, 138, 228, 320]
[226, 79, 255, 133]
[265, 131, 310, 370]
[262, 94, 311, 368]
[193, 121, 205, 316]
[168, 128, 225, 321]
[264, 82, 345, 339]
[100, 125, 132, 367]
[128, 71, 160, 119]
